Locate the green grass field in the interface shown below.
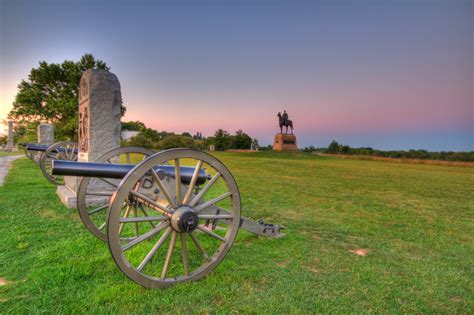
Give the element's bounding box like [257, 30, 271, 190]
[0, 152, 472, 313]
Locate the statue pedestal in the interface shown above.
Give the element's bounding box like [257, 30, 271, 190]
[273, 134, 298, 151]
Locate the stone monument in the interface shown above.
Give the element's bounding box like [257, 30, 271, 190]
[5, 121, 14, 152]
[273, 110, 298, 151]
[37, 123, 54, 145]
[57, 69, 122, 208]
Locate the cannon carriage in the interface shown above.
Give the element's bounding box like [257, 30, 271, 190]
[20, 141, 78, 185]
[23, 145, 283, 288]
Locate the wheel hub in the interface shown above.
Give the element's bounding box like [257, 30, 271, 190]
[171, 206, 199, 233]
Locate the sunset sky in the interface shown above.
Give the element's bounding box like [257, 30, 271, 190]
[0, 0, 472, 150]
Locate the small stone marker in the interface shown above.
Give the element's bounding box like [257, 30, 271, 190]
[57, 69, 122, 208]
[37, 123, 54, 145]
[5, 121, 14, 152]
[209, 144, 215, 152]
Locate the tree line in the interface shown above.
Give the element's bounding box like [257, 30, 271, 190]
[302, 140, 474, 162]
[122, 121, 254, 151]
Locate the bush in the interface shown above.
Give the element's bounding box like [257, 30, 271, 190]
[157, 135, 198, 150]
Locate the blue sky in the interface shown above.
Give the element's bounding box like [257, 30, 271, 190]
[1, 0, 472, 150]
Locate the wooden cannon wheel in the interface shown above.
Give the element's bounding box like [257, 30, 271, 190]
[107, 149, 241, 288]
[39, 141, 78, 185]
[23, 144, 42, 164]
[77, 146, 155, 242]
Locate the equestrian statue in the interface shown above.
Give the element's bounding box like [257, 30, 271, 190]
[277, 110, 294, 134]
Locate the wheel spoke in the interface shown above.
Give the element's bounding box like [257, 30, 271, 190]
[130, 190, 172, 216]
[198, 214, 233, 220]
[119, 216, 168, 223]
[133, 207, 139, 237]
[197, 225, 226, 242]
[136, 227, 172, 271]
[86, 191, 114, 196]
[87, 204, 108, 215]
[122, 223, 169, 251]
[119, 205, 132, 234]
[189, 232, 211, 262]
[139, 205, 156, 228]
[57, 152, 67, 160]
[151, 168, 176, 209]
[98, 222, 106, 231]
[175, 158, 181, 204]
[182, 160, 203, 205]
[180, 234, 190, 276]
[189, 172, 221, 207]
[195, 192, 232, 212]
[97, 177, 118, 188]
[161, 231, 177, 279]
[126, 152, 131, 164]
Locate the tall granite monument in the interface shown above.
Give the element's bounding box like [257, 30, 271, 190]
[37, 123, 54, 145]
[57, 69, 122, 208]
[273, 110, 298, 151]
[5, 121, 14, 152]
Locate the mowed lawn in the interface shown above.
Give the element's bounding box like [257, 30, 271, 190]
[0, 152, 472, 313]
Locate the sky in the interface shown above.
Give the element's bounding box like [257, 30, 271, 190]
[0, 0, 472, 150]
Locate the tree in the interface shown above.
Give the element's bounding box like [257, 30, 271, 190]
[213, 129, 231, 151]
[122, 120, 146, 131]
[157, 135, 198, 150]
[230, 129, 252, 149]
[8, 54, 125, 140]
[327, 140, 340, 153]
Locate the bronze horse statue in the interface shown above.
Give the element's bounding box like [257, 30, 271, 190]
[277, 112, 294, 134]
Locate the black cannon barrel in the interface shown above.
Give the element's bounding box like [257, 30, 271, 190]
[51, 160, 209, 185]
[25, 144, 50, 151]
[25, 144, 78, 154]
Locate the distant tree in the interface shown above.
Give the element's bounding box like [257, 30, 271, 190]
[327, 140, 340, 153]
[302, 145, 316, 152]
[8, 54, 125, 140]
[13, 122, 38, 144]
[0, 135, 7, 146]
[182, 132, 192, 138]
[126, 133, 156, 149]
[157, 135, 198, 150]
[230, 129, 252, 149]
[340, 145, 351, 154]
[122, 120, 146, 131]
[193, 132, 203, 140]
[213, 129, 231, 151]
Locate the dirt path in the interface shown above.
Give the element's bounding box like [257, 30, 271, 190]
[0, 155, 23, 186]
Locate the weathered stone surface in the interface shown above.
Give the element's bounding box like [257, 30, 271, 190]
[57, 69, 122, 208]
[209, 144, 215, 152]
[273, 133, 298, 151]
[5, 121, 14, 152]
[37, 124, 54, 145]
[77, 69, 122, 162]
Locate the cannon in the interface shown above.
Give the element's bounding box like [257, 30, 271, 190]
[21, 141, 78, 185]
[49, 147, 284, 288]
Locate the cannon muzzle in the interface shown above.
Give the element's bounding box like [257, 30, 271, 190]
[52, 160, 209, 185]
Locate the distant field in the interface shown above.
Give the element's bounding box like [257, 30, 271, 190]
[0, 152, 472, 313]
[320, 153, 474, 167]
